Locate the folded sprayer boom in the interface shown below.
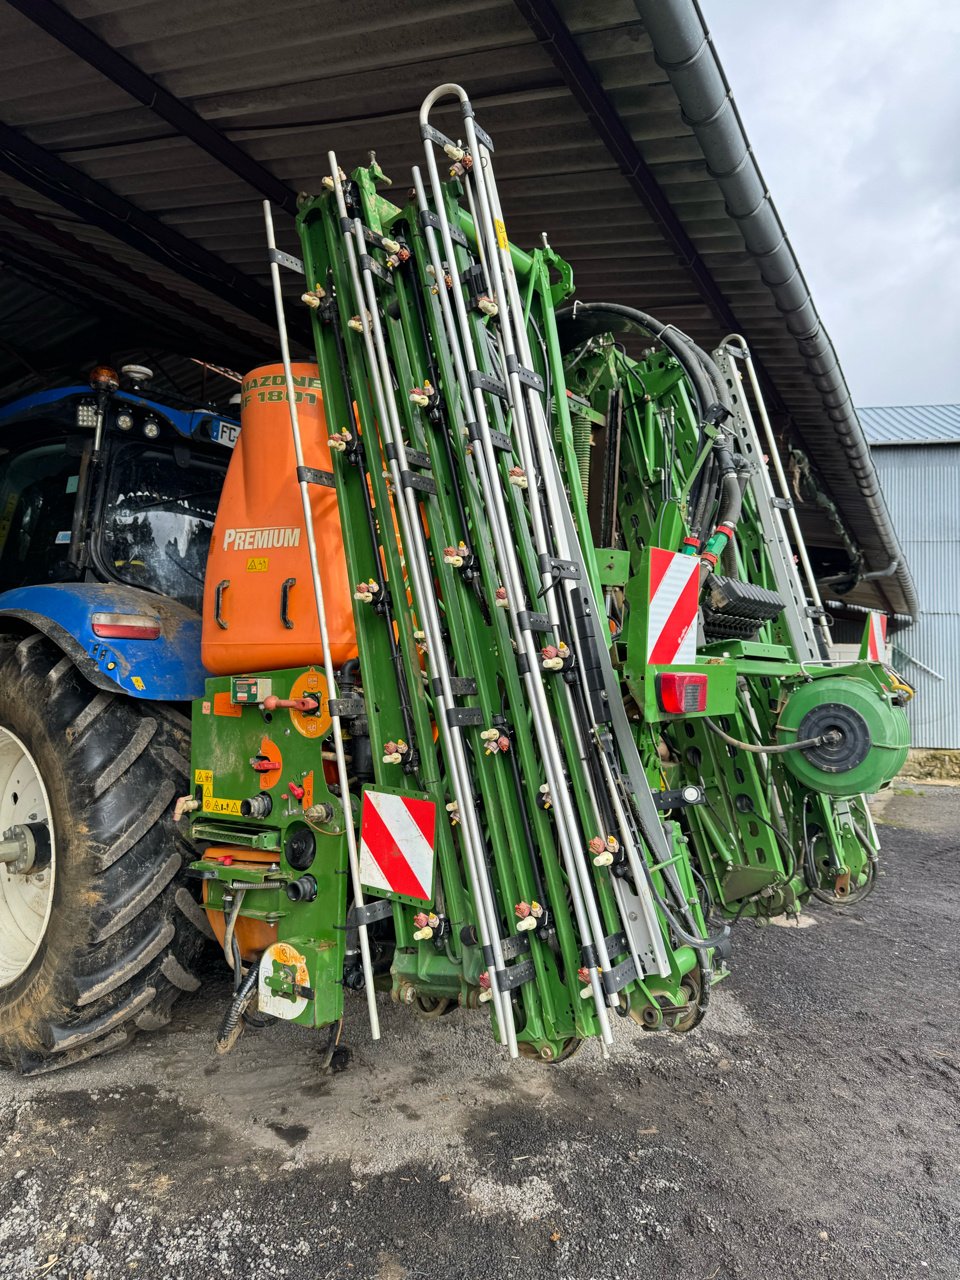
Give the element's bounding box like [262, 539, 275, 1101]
[184, 84, 911, 1062]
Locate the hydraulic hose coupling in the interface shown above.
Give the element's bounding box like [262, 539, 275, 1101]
[478, 971, 494, 1003]
[514, 901, 544, 933]
[382, 739, 409, 765]
[328, 429, 353, 453]
[286, 874, 318, 903]
[445, 800, 460, 827]
[354, 579, 380, 603]
[508, 466, 528, 490]
[476, 294, 499, 317]
[240, 793, 272, 819]
[494, 586, 509, 609]
[536, 784, 553, 812]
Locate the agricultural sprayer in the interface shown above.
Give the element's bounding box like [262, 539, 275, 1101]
[0, 85, 911, 1070]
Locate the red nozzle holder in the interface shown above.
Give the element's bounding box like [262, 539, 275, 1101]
[288, 781, 305, 801]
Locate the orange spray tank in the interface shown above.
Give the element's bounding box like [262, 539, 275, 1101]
[201, 363, 357, 675]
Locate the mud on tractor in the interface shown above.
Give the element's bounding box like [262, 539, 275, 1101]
[0, 86, 911, 1070]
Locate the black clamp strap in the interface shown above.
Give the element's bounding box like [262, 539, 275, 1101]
[329, 695, 365, 717]
[297, 465, 336, 488]
[499, 933, 531, 961]
[446, 706, 484, 728]
[359, 253, 393, 286]
[517, 610, 552, 633]
[431, 676, 478, 697]
[404, 448, 432, 470]
[468, 370, 509, 400]
[418, 208, 468, 247]
[268, 247, 304, 274]
[537, 553, 580, 582]
[602, 955, 639, 996]
[473, 122, 495, 153]
[400, 470, 438, 495]
[348, 897, 395, 928]
[496, 958, 534, 991]
[505, 354, 544, 392]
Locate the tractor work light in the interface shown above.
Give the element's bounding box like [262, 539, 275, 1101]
[75, 400, 98, 428]
[116, 410, 134, 431]
[656, 672, 708, 715]
[91, 612, 161, 640]
[143, 418, 160, 439]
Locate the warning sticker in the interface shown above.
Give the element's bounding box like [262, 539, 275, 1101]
[194, 768, 242, 817]
[494, 218, 508, 250]
[246, 557, 269, 572]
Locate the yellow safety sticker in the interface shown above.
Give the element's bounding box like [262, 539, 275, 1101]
[131, 676, 145, 691]
[246, 557, 269, 572]
[494, 218, 508, 250]
[194, 768, 242, 816]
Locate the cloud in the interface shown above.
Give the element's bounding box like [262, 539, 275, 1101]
[704, 0, 960, 405]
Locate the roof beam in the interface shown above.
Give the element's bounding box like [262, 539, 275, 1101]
[513, 0, 742, 336]
[6, 0, 298, 216]
[0, 197, 266, 362]
[0, 120, 284, 334]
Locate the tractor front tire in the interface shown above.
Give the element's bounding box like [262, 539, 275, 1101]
[0, 633, 204, 1073]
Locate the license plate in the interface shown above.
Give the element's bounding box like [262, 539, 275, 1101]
[211, 420, 240, 449]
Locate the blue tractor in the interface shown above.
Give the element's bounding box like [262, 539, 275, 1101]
[0, 363, 237, 1071]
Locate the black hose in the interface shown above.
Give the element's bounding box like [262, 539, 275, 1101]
[216, 961, 260, 1055]
[557, 302, 716, 425]
[704, 717, 838, 755]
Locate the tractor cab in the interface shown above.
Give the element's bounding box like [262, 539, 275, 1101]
[0, 364, 239, 699]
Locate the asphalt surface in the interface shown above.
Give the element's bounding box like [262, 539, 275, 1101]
[0, 784, 957, 1280]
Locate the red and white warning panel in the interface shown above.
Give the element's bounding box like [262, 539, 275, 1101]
[359, 789, 437, 903]
[860, 611, 888, 662]
[646, 547, 699, 665]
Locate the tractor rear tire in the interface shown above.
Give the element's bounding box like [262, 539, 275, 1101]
[0, 632, 204, 1073]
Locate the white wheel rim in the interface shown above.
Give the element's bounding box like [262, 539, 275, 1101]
[0, 727, 56, 988]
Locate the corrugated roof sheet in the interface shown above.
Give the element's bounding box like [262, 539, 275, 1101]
[0, 0, 915, 617]
[860, 405, 960, 447]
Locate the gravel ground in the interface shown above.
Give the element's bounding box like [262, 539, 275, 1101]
[0, 784, 957, 1280]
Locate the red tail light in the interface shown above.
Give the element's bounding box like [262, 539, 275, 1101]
[656, 672, 708, 714]
[91, 612, 161, 640]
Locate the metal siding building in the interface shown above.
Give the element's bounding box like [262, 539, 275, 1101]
[860, 406, 960, 749]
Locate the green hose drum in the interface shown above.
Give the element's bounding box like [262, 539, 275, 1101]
[777, 673, 910, 796]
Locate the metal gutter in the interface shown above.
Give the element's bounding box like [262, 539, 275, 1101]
[634, 0, 918, 622]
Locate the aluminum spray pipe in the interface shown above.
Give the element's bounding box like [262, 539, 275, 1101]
[416, 92, 615, 1039]
[325, 156, 518, 1055]
[262, 200, 380, 1041]
[461, 127, 672, 977]
[722, 335, 831, 653]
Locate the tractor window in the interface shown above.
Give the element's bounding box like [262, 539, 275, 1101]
[0, 441, 82, 590]
[99, 442, 225, 614]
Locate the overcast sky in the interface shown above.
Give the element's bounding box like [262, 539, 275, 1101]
[704, 0, 960, 407]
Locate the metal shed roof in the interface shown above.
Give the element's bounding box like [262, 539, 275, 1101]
[0, 0, 917, 620]
[860, 405, 960, 448]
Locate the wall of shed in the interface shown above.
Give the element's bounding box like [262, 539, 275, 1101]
[872, 443, 959, 748]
